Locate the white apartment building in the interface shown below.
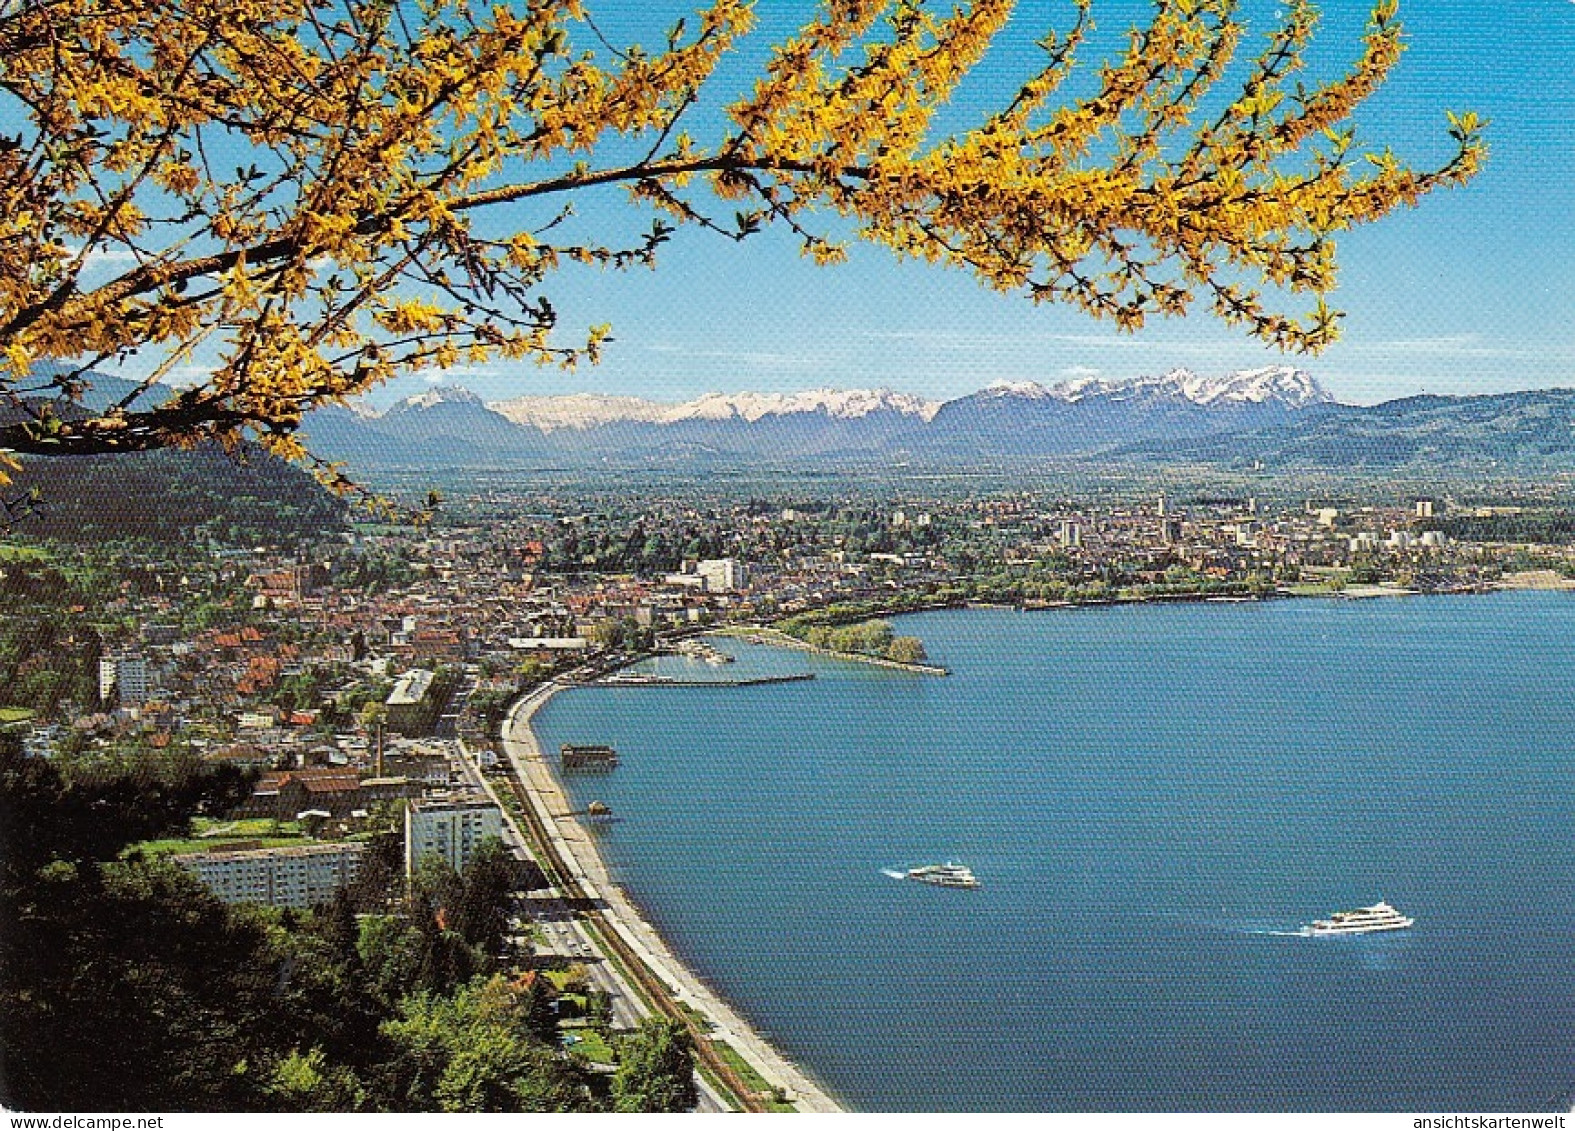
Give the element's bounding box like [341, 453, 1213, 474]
[404, 795, 503, 877]
[173, 842, 368, 908]
[695, 557, 747, 593]
[98, 654, 149, 706]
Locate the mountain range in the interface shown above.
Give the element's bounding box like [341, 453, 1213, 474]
[302, 366, 1392, 469]
[301, 364, 1575, 473]
[15, 363, 1575, 480]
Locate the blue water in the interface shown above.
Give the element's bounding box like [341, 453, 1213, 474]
[532, 594, 1575, 1111]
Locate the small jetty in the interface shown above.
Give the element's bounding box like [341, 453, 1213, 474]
[595, 672, 815, 689]
[561, 743, 619, 771]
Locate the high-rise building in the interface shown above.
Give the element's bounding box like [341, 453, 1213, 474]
[98, 653, 149, 706]
[405, 795, 504, 877]
[695, 558, 747, 593]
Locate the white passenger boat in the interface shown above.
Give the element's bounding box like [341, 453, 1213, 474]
[1302, 900, 1414, 935]
[905, 863, 980, 889]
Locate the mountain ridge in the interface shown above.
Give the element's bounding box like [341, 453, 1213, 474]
[381, 365, 1325, 429]
[293, 369, 1575, 473]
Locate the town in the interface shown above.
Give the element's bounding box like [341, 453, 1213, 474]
[5, 473, 1575, 1111]
[9, 477, 1575, 852]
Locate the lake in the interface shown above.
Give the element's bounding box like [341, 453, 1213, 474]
[531, 593, 1575, 1111]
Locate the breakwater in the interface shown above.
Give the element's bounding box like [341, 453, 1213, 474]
[591, 671, 816, 688]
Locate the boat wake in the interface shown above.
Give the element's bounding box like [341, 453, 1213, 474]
[1152, 912, 1309, 937]
[1213, 922, 1309, 938]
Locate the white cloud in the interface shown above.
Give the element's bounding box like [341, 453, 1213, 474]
[412, 364, 505, 383]
[642, 343, 822, 370]
[856, 326, 1276, 362]
[1338, 334, 1564, 362]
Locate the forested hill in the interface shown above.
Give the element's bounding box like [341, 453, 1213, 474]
[6, 445, 347, 546]
[1115, 388, 1575, 472]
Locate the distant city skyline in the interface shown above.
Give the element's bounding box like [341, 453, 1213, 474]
[133, 2, 1575, 410]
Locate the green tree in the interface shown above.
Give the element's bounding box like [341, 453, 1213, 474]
[886, 635, 928, 664]
[381, 977, 597, 1113]
[0, 737, 281, 1109]
[610, 1017, 698, 1114]
[265, 1048, 368, 1113]
[448, 837, 519, 959]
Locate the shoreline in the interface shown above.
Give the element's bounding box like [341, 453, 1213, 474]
[501, 682, 845, 1114]
[502, 591, 1572, 1112]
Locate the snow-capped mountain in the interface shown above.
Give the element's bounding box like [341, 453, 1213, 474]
[928, 367, 1333, 456]
[1052, 365, 1328, 407]
[385, 384, 487, 413]
[368, 384, 543, 453]
[1169, 365, 1328, 407]
[490, 386, 941, 430]
[487, 393, 668, 431]
[981, 366, 1329, 408]
[302, 367, 1338, 468]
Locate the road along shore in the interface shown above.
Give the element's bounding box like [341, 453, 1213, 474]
[501, 682, 844, 1113]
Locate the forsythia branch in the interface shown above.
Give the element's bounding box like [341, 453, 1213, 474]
[0, 0, 1483, 493]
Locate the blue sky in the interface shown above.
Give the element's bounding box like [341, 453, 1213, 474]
[160, 1, 1575, 407]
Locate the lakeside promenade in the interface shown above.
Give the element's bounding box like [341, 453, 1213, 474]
[501, 682, 844, 1114]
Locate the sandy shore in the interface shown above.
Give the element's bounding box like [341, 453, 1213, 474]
[502, 682, 844, 1114]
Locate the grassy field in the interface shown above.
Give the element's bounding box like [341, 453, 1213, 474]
[676, 1000, 714, 1033]
[191, 817, 304, 838]
[710, 1042, 797, 1113]
[132, 817, 310, 857]
[133, 835, 310, 856]
[0, 707, 37, 724]
[0, 544, 48, 562]
[560, 1024, 616, 1065]
[541, 968, 579, 992]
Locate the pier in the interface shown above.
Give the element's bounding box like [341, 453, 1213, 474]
[593, 671, 815, 688]
[560, 743, 619, 770]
